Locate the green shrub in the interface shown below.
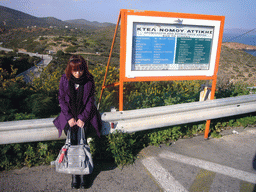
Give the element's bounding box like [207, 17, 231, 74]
[216, 81, 250, 98]
[65, 46, 78, 53]
[14, 113, 36, 120]
[0, 141, 64, 171]
[107, 131, 137, 166]
[26, 93, 58, 118]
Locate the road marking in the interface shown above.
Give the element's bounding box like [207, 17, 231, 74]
[159, 151, 256, 184]
[142, 157, 188, 192]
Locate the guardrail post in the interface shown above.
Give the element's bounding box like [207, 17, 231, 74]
[204, 78, 217, 139]
[204, 120, 211, 139]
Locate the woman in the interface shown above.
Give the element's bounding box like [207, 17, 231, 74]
[53, 55, 101, 189]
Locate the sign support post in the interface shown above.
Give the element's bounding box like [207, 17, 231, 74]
[98, 12, 121, 109]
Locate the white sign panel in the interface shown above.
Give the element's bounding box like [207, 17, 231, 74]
[125, 15, 221, 78]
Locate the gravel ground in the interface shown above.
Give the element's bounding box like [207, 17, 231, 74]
[0, 159, 162, 192]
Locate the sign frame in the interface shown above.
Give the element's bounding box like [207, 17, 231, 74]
[120, 9, 225, 83]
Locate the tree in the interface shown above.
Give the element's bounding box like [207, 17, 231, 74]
[56, 50, 65, 57]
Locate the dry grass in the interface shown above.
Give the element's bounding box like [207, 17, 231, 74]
[218, 43, 256, 86]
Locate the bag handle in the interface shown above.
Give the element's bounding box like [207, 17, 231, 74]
[65, 126, 86, 145]
[79, 126, 86, 145]
[65, 129, 71, 146]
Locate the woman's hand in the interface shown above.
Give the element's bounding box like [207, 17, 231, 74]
[68, 118, 76, 127]
[77, 119, 85, 128]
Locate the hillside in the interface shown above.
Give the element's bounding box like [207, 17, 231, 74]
[0, 6, 63, 29]
[65, 19, 114, 28]
[0, 5, 110, 30]
[218, 43, 256, 86]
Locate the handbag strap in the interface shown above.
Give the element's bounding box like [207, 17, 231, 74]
[79, 126, 86, 145]
[65, 126, 86, 145]
[65, 129, 71, 146]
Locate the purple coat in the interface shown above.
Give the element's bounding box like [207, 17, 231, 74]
[53, 74, 101, 138]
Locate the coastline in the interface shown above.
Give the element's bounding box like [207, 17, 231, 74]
[222, 42, 256, 51]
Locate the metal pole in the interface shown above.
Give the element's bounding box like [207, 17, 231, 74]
[119, 80, 124, 111]
[204, 77, 217, 139]
[98, 12, 121, 109]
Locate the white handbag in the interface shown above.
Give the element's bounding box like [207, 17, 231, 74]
[54, 127, 93, 175]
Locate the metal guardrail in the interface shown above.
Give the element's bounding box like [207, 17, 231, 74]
[0, 94, 256, 144]
[0, 118, 65, 145]
[101, 94, 256, 133]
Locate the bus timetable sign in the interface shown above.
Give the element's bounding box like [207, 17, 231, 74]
[132, 24, 213, 69]
[122, 11, 225, 79]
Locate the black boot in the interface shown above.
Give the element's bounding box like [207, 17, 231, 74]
[71, 175, 79, 189]
[80, 175, 87, 189]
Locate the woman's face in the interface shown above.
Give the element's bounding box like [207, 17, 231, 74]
[72, 70, 84, 79]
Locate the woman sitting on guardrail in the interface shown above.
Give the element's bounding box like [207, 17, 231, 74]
[53, 55, 102, 189]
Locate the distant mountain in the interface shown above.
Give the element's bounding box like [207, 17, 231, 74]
[0, 5, 113, 29]
[0, 6, 68, 28]
[65, 19, 114, 28]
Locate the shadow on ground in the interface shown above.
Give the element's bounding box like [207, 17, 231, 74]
[83, 160, 117, 189]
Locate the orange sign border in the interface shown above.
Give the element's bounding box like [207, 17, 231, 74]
[120, 9, 225, 83]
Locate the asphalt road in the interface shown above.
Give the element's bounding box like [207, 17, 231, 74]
[0, 126, 256, 191]
[0, 47, 53, 83]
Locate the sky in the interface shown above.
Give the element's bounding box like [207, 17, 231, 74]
[0, 0, 255, 31]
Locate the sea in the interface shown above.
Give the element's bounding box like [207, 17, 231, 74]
[222, 33, 256, 56]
